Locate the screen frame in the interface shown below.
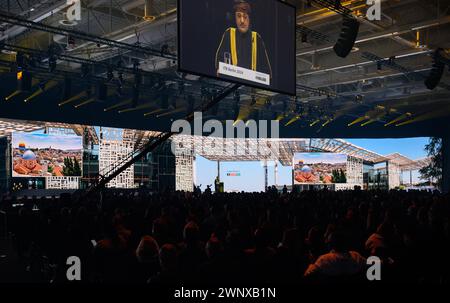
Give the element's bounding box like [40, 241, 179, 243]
[177, 0, 297, 96]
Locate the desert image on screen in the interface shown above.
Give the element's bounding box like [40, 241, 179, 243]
[293, 153, 347, 184]
[12, 133, 82, 177]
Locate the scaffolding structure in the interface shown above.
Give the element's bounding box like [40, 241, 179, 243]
[99, 128, 136, 189]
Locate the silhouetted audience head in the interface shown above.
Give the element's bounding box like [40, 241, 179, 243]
[136, 235, 159, 263]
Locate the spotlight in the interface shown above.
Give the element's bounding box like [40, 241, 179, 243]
[5, 90, 20, 101]
[309, 119, 320, 127]
[333, 16, 360, 58]
[424, 48, 445, 90]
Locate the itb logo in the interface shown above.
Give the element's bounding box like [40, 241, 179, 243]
[366, 0, 381, 21]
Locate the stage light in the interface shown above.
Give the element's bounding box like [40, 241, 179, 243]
[24, 81, 54, 102]
[309, 119, 320, 127]
[424, 48, 445, 90]
[333, 16, 360, 58]
[74, 98, 95, 108]
[103, 98, 132, 112]
[322, 119, 333, 127]
[361, 119, 376, 126]
[5, 90, 20, 101]
[384, 112, 412, 126]
[285, 115, 301, 126]
[276, 113, 285, 121]
[348, 116, 368, 126]
[144, 108, 163, 116]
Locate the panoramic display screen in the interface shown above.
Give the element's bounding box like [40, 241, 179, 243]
[12, 132, 83, 177]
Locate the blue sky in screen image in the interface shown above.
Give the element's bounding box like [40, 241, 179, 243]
[195, 137, 430, 192]
[293, 153, 347, 165]
[12, 133, 82, 151]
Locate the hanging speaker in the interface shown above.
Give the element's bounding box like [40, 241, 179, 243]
[333, 16, 360, 58]
[424, 48, 445, 90]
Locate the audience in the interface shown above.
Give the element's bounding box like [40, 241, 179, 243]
[1, 188, 449, 284]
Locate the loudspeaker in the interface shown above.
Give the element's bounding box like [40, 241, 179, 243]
[333, 16, 360, 58]
[424, 49, 445, 90]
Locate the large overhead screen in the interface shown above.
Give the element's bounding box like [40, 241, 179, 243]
[12, 132, 83, 177]
[293, 153, 348, 185]
[178, 0, 296, 95]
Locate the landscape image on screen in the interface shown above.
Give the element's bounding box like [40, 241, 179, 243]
[293, 153, 347, 184]
[178, 0, 296, 95]
[12, 133, 82, 177]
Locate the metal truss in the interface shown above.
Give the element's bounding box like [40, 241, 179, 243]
[0, 12, 176, 60]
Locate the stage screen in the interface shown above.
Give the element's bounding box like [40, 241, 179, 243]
[12, 133, 82, 177]
[178, 0, 296, 95]
[293, 153, 348, 185]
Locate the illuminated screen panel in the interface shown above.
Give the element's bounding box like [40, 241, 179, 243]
[12, 132, 83, 177]
[293, 153, 348, 185]
[178, 0, 296, 95]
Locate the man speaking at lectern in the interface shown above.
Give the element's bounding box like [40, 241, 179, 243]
[215, 0, 272, 82]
